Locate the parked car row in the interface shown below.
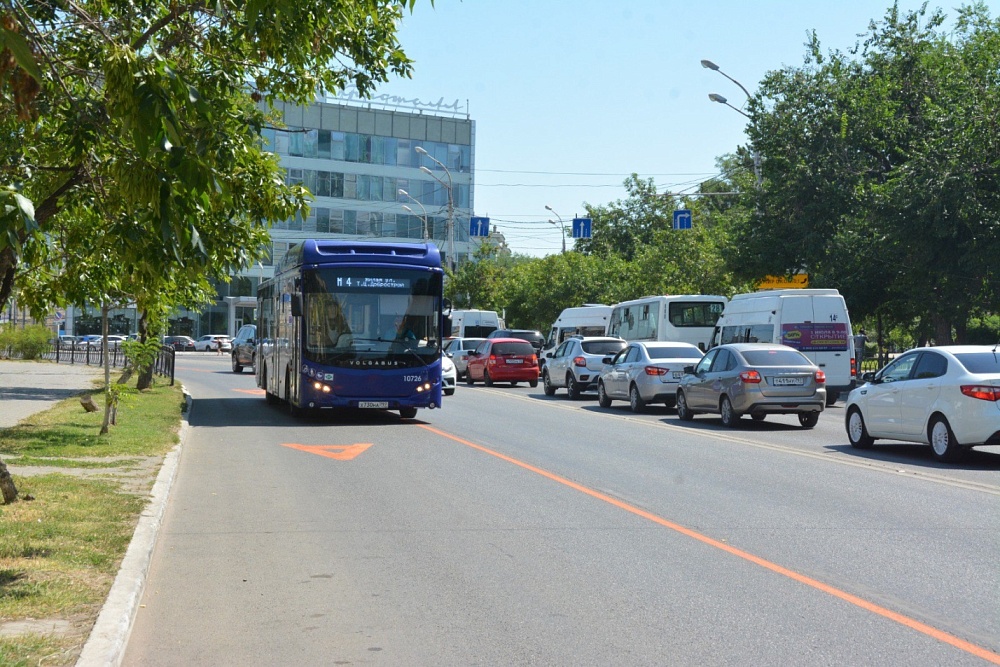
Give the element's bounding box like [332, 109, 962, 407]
[461, 333, 999, 465]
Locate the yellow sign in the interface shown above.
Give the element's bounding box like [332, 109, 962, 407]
[757, 274, 809, 289]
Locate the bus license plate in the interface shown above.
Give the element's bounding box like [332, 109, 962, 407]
[358, 401, 389, 409]
[772, 377, 804, 386]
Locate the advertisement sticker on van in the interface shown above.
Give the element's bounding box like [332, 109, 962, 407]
[781, 323, 849, 351]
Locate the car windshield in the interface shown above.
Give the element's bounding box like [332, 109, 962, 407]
[647, 347, 702, 359]
[493, 342, 534, 356]
[952, 352, 1000, 374]
[581, 341, 625, 355]
[741, 349, 811, 366]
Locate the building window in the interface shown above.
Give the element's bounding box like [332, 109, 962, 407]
[329, 209, 344, 234]
[317, 130, 331, 159]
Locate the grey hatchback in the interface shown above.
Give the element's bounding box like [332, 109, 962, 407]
[676, 343, 827, 428]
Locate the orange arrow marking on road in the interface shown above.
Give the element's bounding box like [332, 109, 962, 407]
[281, 443, 373, 461]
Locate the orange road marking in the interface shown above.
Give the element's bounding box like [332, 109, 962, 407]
[281, 443, 373, 461]
[233, 388, 265, 395]
[419, 424, 1000, 665]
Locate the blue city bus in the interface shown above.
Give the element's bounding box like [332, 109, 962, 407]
[256, 239, 450, 418]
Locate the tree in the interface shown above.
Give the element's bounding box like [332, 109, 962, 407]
[735, 3, 1000, 342]
[0, 0, 421, 312]
[576, 175, 672, 260]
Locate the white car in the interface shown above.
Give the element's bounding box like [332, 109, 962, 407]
[443, 337, 486, 379]
[442, 354, 456, 396]
[194, 335, 232, 352]
[844, 345, 1000, 462]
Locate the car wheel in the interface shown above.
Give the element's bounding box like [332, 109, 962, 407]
[466, 369, 475, 385]
[676, 391, 694, 421]
[484, 369, 493, 387]
[399, 407, 418, 419]
[846, 408, 874, 448]
[232, 354, 243, 373]
[929, 416, 964, 462]
[529, 378, 538, 388]
[798, 412, 819, 428]
[629, 384, 646, 413]
[543, 370, 556, 396]
[825, 390, 839, 407]
[444, 388, 455, 396]
[751, 412, 766, 422]
[597, 381, 612, 408]
[566, 373, 581, 400]
[720, 396, 740, 427]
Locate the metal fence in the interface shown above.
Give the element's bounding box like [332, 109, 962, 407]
[3, 342, 176, 385]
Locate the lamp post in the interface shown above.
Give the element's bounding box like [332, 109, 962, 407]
[398, 188, 429, 241]
[702, 59, 763, 189]
[415, 146, 455, 271]
[544, 205, 566, 253]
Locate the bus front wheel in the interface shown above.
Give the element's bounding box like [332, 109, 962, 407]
[399, 407, 418, 419]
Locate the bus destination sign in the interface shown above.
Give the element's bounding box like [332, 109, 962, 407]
[335, 276, 410, 290]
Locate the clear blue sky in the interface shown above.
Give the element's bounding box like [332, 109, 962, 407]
[384, 1, 998, 257]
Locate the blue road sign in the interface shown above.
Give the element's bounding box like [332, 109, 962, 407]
[572, 217, 592, 239]
[673, 209, 692, 230]
[470, 216, 490, 237]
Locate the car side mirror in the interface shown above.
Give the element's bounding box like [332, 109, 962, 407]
[683, 365, 696, 374]
[602, 356, 613, 364]
[861, 371, 875, 383]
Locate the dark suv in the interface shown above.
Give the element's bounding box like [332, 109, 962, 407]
[231, 324, 257, 373]
[486, 329, 545, 353]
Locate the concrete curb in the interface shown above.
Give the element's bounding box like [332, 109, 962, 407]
[75, 389, 191, 667]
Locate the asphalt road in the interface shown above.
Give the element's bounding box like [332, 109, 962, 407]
[122, 353, 1000, 666]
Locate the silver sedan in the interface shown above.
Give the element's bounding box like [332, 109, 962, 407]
[597, 341, 704, 412]
[676, 343, 827, 427]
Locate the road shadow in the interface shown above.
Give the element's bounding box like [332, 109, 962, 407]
[824, 442, 1000, 471]
[186, 395, 432, 429]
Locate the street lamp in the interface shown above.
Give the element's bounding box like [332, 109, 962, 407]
[398, 188, 429, 241]
[415, 146, 455, 271]
[544, 205, 566, 253]
[703, 59, 763, 188]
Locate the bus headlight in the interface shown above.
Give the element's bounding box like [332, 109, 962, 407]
[415, 382, 432, 392]
[312, 381, 332, 393]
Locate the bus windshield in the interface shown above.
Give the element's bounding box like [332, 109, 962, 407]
[302, 267, 442, 367]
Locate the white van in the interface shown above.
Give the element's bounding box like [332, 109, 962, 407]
[450, 309, 502, 338]
[712, 289, 856, 404]
[608, 295, 728, 350]
[545, 305, 612, 350]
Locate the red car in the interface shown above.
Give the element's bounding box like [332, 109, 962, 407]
[465, 338, 539, 387]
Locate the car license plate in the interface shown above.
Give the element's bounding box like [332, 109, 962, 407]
[358, 401, 389, 409]
[506, 359, 523, 364]
[772, 377, 804, 386]
[672, 371, 683, 379]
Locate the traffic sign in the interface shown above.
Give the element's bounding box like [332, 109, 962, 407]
[470, 216, 490, 237]
[673, 209, 692, 230]
[572, 217, 592, 239]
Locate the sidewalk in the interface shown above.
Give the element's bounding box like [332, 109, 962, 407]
[0, 359, 104, 427]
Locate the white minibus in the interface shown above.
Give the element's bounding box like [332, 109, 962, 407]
[545, 305, 613, 349]
[449, 309, 502, 338]
[607, 295, 728, 350]
[712, 288, 856, 404]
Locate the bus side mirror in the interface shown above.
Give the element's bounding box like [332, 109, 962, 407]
[442, 298, 453, 318]
[443, 316, 453, 338]
[291, 292, 303, 317]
